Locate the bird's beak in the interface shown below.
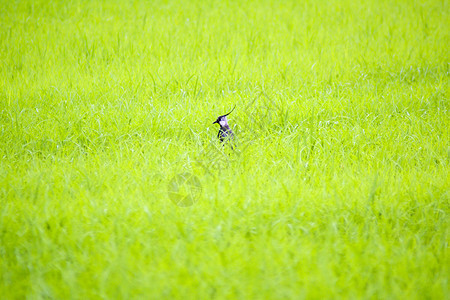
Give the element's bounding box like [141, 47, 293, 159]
[212, 120, 218, 124]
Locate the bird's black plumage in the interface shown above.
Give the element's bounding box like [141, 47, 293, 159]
[217, 122, 233, 142]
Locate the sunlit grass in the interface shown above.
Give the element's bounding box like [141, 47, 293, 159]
[0, 0, 448, 298]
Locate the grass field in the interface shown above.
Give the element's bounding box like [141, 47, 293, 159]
[0, 0, 449, 298]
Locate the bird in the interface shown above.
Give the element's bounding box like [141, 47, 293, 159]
[212, 105, 235, 144]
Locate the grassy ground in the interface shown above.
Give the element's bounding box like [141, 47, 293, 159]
[0, 0, 448, 298]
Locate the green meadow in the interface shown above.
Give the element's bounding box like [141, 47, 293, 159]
[1, 0, 448, 298]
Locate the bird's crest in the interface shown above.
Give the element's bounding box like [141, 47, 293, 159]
[222, 105, 236, 117]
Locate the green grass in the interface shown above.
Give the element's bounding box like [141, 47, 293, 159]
[0, 0, 448, 298]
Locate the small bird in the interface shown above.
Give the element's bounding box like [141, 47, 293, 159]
[212, 105, 235, 144]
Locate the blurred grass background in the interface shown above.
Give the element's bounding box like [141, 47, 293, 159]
[0, 0, 448, 298]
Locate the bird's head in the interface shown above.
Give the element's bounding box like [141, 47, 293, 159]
[213, 115, 229, 127]
[213, 105, 235, 127]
